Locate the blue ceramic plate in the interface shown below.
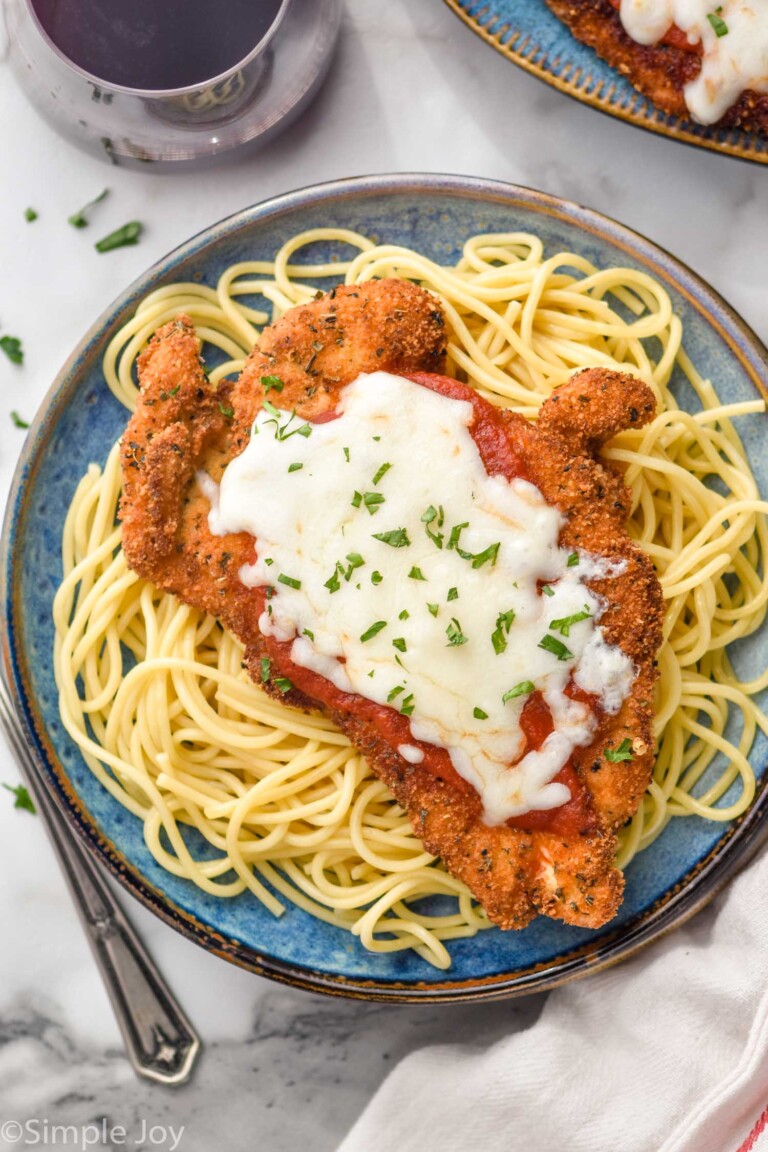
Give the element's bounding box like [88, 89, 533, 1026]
[2, 174, 767, 1002]
[443, 1, 768, 165]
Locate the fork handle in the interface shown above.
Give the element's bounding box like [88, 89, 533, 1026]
[0, 677, 201, 1085]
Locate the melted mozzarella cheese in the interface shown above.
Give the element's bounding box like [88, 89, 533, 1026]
[398, 744, 426, 765]
[618, 0, 768, 124]
[206, 371, 635, 825]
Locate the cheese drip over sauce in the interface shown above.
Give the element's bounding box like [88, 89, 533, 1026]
[206, 372, 635, 825]
[618, 0, 768, 124]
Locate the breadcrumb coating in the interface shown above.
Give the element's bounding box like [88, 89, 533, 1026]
[120, 280, 663, 931]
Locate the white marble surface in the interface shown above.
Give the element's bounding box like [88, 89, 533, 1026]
[0, 2, 766, 1150]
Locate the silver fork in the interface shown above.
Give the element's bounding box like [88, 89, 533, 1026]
[0, 675, 201, 1085]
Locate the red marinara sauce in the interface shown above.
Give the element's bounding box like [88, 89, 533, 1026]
[253, 371, 601, 837]
[504, 686, 604, 836]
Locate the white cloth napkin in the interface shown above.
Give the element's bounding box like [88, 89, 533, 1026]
[338, 845, 768, 1152]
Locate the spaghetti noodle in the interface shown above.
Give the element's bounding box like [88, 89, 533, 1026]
[53, 228, 768, 968]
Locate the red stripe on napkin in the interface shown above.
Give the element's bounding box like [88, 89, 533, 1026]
[737, 1099, 768, 1152]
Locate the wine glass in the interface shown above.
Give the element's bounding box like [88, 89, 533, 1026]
[2, 0, 342, 170]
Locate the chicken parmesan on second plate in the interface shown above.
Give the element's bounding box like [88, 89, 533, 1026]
[546, 0, 768, 131]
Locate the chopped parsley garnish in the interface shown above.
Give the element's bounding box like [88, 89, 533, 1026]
[278, 573, 301, 590]
[427, 603, 439, 617]
[408, 567, 426, 581]
[345, 553, 365, 580]
[372, 528, 411, 548]
[218, 402, 234, 419]
[303, 628, 314, 640]
[168, 384, 180, 396]
[491, 609, 515, 655]
[549, 606, 593, 637]
[274, 677, 293, 694]
[605, 739, 634, 763]
[422, 505, 445, 548]
[372, 462, 392, 485]
[11, 411, 29, 429]
[360, 620, 387, 643]
[447, 522, 468, 551]
[0, 335, 23, 365]
[363, 492, 385, 514]
[95, 221, 143, 252]
[343, 446, 350, 462]
[68, 187, 108, 228]
[261, 374, 285, 393]
[398, 609, 409, 620]
[258, 400, 312, 441]
[473, 707, 488, 720]
[400, 693, 415, 717]
[352, 490, 385, 514]
[567, 552, 579, 567]
[264, 557, 274, 566]
[467, 542, 500, 569]
[3, 782, 36, 814]
[541, 585, 555, 597]
[260, 657, 271, 682]
[442, 519, 500, 569]
[25, 208, 38, 223]
[446, 617, 468, 647]
[387, 685, 405, 702]
[502, 681, 535, 703]
[324, 563, 344, 593]
[393, 637, 407, 652]
[371, 570, 383, 585]
[447, 587, 458, 602]
[288, 462, 303, 473]
[538, 634, 573, 661]
[372, 435, 381, 441]
[707, 9, 728, 36]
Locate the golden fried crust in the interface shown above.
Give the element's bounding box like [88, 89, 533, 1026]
[120, 317, 257, 628]
[546, 0, 768, 133]
[324, 702, 623, 930]
[531, 369, 662, 829]
[336, 713, 540, 930]
[120, 284, 664, 933]
[230, 280, 448, 455]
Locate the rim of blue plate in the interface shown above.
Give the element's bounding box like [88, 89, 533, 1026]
[441, 0, 768, 167]
[2, 173, 768, 1002]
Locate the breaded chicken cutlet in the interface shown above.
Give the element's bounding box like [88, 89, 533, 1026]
[546, 0, 768, 134]
[120, 278, 664, 932]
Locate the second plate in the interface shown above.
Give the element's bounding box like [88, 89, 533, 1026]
[442, 0, 768, 165]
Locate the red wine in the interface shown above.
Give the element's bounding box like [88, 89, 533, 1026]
[31, 0, 284, 91]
